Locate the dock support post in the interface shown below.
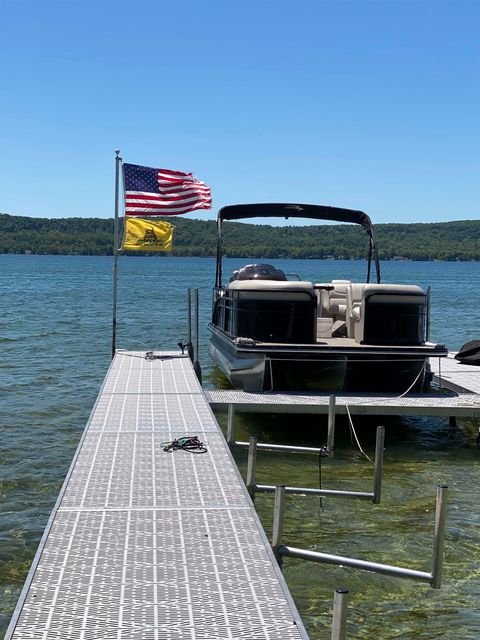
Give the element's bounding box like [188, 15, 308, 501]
[194, 288, 199, 361]
[227, 404, 235, 447]
[449, 416, 457, 428]
[185, 289, 194, 361]
[426, 286, 432, 342]
[193, 289, 202, 383]
[187, 288, 192, 344]
[372, 426, 385, 504]
[272, 484, 286, 568]
[327, 395, 336, 453]
[246, 436, 257, 499]
[431, 484, 448, 589]
[331, 588, 349, 640]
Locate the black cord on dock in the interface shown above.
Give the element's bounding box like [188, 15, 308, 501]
[161, 436, 208, 454]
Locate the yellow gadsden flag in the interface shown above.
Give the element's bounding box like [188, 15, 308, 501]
[123, 218, 174, 252]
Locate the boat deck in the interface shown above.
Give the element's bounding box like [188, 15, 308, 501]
[238, 335, 445, 351]
[6, 351, 307, 640]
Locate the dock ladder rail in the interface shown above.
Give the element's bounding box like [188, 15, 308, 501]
[271, 483, 448, 589]
[224, 404, 447, 589]
[6, 351, 308, 640]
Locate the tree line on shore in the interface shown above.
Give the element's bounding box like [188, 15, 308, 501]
[1, 212, 479, 261]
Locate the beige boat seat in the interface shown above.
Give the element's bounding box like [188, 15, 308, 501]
[347, 283, 426, 344]
[319, 279, 351, 321]
[346, 283, 367, 337]
[228, 279, 314, 297]
[227, 279, 316, 343]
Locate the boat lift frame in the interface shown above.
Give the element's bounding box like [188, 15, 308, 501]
[271, 483, 448, 589]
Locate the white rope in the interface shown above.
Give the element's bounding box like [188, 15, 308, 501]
[395, 362, 428, 398]
[344, 362, 427, 463]
[345, 404, 374, 463]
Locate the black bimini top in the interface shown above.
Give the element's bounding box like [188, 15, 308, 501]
[218, 203, 375, 234]
[215, 203, 381, 286]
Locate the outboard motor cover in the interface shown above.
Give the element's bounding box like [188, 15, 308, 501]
[234, 264, 287, 281]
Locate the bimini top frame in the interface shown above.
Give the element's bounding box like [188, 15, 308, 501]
[214, 203, 381, 288]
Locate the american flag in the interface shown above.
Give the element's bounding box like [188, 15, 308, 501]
[123, 163, 212, 216]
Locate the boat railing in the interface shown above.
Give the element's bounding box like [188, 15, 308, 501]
[211, 286, 317, 343]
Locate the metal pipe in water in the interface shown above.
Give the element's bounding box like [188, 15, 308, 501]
[272, 485, 286, 567]
[234, 441, 334, 455]
[256, 484, 373, 500]
[331, 588, 349, 640]
[327, 395, 336, 453]
[373, 426, 385, 504]
[431, 484, 448, 589]
[227, 404, 235, 446]
[280, 546, 433, 582]
[246, 436, 257, 499]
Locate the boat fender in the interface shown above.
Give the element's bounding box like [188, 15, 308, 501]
[455, 340, 480, 366]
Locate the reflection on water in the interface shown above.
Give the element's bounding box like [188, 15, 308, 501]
[1, 255, 479, 639]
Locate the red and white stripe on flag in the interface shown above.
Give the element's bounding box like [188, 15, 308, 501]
[124, 164, 212, 216]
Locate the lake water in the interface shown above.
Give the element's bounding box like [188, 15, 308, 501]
[1, 254, 479, 639]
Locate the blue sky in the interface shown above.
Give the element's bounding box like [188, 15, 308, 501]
[0, 0, 479, 225]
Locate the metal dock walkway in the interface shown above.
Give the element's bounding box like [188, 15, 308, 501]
[6, 351, 308, 640]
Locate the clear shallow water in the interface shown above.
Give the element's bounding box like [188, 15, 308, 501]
[1, 254, 479, 638]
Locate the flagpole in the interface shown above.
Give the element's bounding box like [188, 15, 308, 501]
[112, 149, 122, 359]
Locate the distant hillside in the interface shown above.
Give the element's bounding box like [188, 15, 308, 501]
[0, 213, 479, 261]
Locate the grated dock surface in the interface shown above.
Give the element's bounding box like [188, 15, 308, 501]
[206, 354, 480, 419]
[206, 389, 479, 417]
[7, 351, 307, 640]
[430, 354, 480, 395]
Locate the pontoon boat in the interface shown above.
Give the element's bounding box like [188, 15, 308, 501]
[209, 204, 447, 392]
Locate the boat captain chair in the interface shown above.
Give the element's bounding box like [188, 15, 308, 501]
[319, 280, 351, 321]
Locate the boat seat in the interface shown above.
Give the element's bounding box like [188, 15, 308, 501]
[228, 279, 314, 298]
[346, 283, 367, 338]
[319, 280, 351, 321]
[347, 284, 426, 343]
[226, 279, 316, 343]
